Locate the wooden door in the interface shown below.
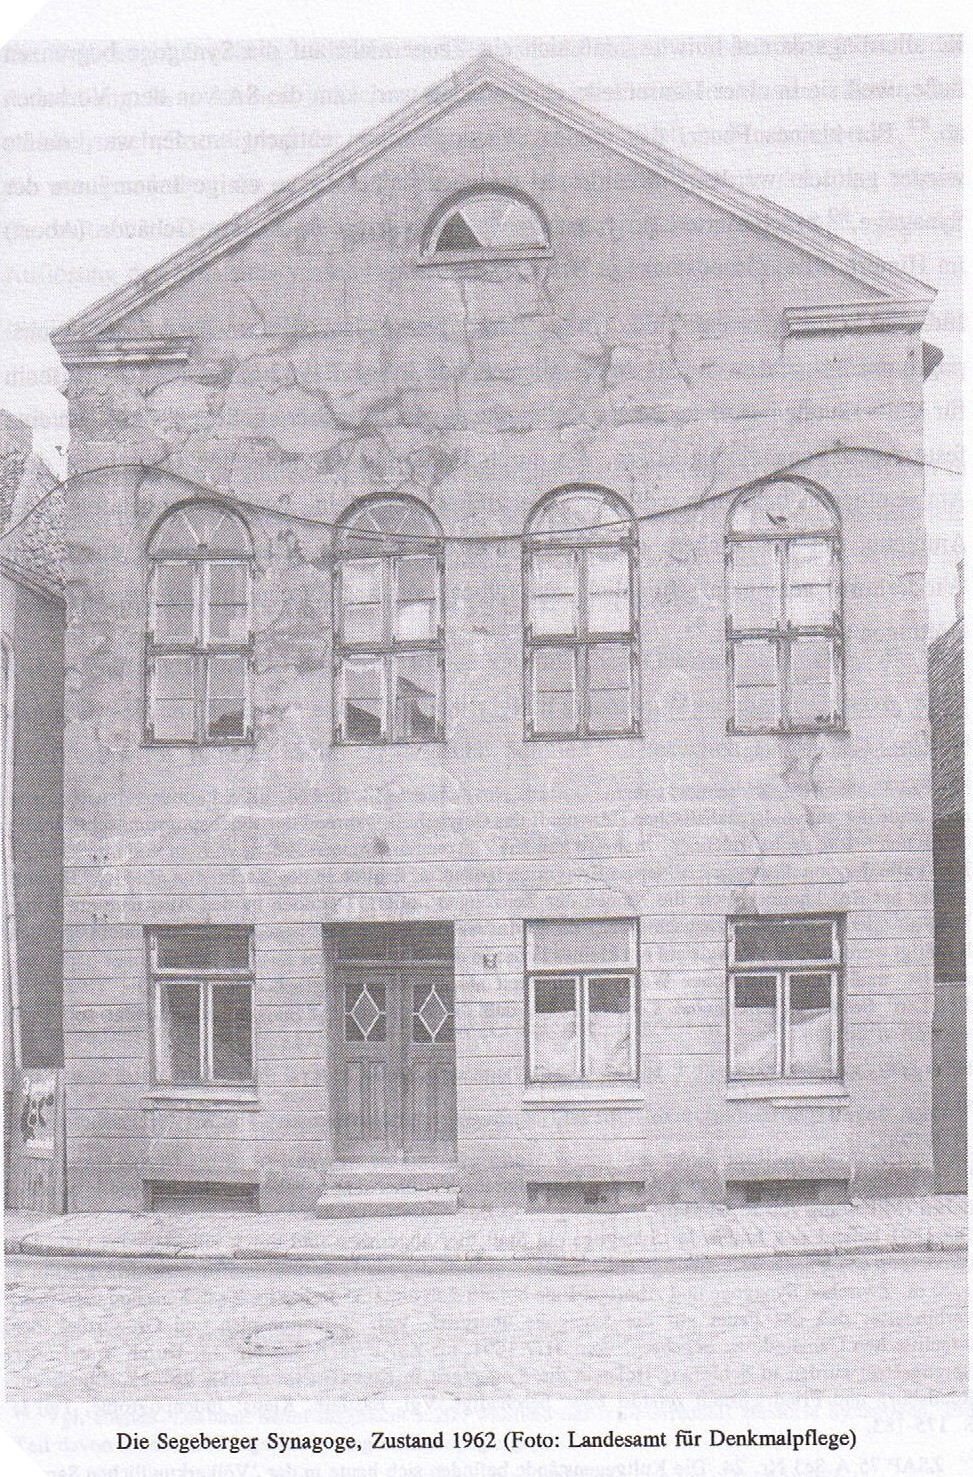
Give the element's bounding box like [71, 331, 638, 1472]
[330, 925, 456, 1162]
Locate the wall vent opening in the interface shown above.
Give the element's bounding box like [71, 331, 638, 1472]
[527, 1180, 645, 1213]
[726, 1178, 850, 1208]
[144, 1180, 259, 1213]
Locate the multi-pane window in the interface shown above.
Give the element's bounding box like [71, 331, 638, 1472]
[423, 188, 549, 259]
[526, 919, 638, 1082]
[146, 502, 254, 744]
[525, 487, 638, 738]
[727, 480, 842, 732]
[148, 926, 254, 1085]
[727, 916, 842, 1080]
[334, 497, 444, 743]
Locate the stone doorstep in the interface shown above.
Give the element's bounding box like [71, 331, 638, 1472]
[314, 1187, 460, 1219]
[323, 1162, 459, 1192]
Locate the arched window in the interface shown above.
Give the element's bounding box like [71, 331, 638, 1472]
[524, 486, 638, 738]
[334, 497, 444, 744]
[145, 501, 254, 744]
[726, 479, 842, 732]
[422, 187, 549, 260]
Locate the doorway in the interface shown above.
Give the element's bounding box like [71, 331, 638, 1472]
[328, 923, 457, 1162]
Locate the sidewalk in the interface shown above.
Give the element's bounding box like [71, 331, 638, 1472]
[4, 1196, 966, 1265]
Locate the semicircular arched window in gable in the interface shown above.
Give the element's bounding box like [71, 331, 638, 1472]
[726, 479, 843, 732]
[145, 501, 254, 745]
[425, 189, 549, 258]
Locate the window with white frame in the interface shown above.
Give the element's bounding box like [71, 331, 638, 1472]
[727, 916, 842, 1080]
[525, 919, 638, 1081]
[146, 502, 254, 744]
[422, 187, 549, 260]
[149, 926, 254, 1085]
[524, 487, 638, 738]
[726, 479, 842, 732]
[334, 497, 444, 743]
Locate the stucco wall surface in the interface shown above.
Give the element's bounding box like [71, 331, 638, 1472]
[58, 86, 933, 1208]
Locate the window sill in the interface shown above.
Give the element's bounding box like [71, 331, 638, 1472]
[416, 247, 553, 267]
[727, 1080, 848, 1106]
[726, 726, 848, 737]
[142, 1085, 260, 1112]
[525, 730, 641, 743]
[523, 1081, 644, 1110]
[332, 736, 446, 747]
[142, 739, 256, 749]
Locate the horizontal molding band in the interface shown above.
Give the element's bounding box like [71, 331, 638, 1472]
[58, 336, 196, 367]
[784, 301, 929, 336]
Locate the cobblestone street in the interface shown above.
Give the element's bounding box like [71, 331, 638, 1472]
[5, 1250, 965, 1402]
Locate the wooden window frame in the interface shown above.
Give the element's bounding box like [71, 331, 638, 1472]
[524, 490, 640, 740]
[417, 186, 553, 266]
[147, 926, 255, 1087]
[726, 485, 844, 735]
[524, 919, 640, 1084]
[144, 510, 255, 748]
[333, 503, 445, 745]
[726, 915, 843, 1082]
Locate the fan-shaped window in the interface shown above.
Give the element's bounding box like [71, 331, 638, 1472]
[524, 487, 639, 739]
[423, 188, 549, 260]
[145, 501, 254, 744]
[727, 480, 843, 733]
[334, 497, 444, 744]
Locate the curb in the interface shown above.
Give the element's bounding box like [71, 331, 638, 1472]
[7, 1235, 966, 1265]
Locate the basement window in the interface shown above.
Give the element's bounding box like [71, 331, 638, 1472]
[527, 1181, 646, 1212]
[145, 1179, 259, 1212]
[726, 1178, 850, 1208]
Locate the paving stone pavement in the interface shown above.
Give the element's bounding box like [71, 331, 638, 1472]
[4, 1195, 966, 1263]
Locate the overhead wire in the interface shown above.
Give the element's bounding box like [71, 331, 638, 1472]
[0, 441, 962, 549]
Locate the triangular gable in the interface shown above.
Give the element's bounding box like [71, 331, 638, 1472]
[51, 50, 933, 351]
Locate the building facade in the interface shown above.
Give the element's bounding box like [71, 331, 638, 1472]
[2, 411, 66, 1211]
[51, 55, 938, 1213]
[929, 571, 965, 1193]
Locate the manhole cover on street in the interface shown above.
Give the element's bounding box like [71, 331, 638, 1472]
[241, 1321, 351, 1356]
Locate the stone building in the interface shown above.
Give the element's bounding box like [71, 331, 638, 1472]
[50, 54, 940, 1213]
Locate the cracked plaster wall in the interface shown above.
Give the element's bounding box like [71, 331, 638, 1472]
[59, 86, 935, 1206]
[64, 88, 930, 861]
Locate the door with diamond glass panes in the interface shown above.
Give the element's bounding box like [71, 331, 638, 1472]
[329, 924, 457, 1160]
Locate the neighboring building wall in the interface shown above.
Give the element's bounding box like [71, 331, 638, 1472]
[0, 567, 65, 1069]
[929, 589, 965, 1193]
[1, 411, 66, 1208]
[1, 562, 66, 1207]
[57, 82, 934, 1209]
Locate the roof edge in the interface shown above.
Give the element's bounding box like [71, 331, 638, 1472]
[0, 554, 65, 604]
[51, 50, 935, 351]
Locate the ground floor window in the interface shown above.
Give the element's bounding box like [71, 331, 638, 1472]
[148, 926, 254, 1084]
[525, 919, 638, 1081]
[727, 916, 842, 1079]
